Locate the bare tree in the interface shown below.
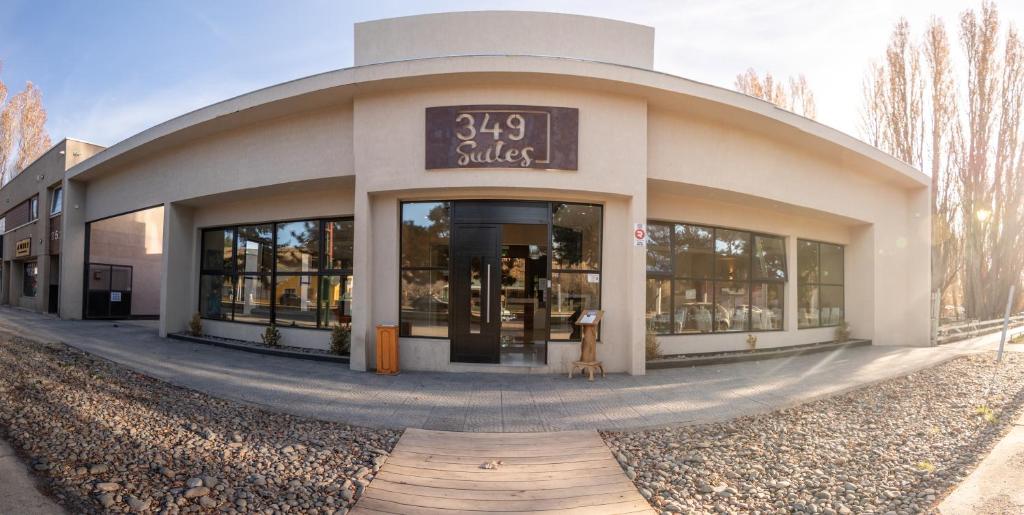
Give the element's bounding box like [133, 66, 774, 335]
[861, 19, 925, 167]
[923, 18, 964, 303]
[0, 66, 52, 185]
[13, 83, 51, 173]
[864, 1, 1024, 319]
[735, 68, 817, 119]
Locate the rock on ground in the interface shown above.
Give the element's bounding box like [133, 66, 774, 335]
[0, 332, 400, 514]
[603, 352, 1024, 515]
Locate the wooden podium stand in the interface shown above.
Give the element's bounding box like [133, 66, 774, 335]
[569, 310, 605, 381]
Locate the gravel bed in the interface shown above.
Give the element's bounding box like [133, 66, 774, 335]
[604, 352, 1024, 515]
[0, 332, 399, 514]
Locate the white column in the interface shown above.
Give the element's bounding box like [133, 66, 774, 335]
[59, 178, 87, 319]
[159, 202, 195, 337]
[349, 182, 371, 371]
[628, 193, 648, 376]
[846, 224, 876, 343]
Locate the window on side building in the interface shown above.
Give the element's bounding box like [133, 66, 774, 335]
[797, 239, 844, 328]
[29, 196, 39, 221]
[50, 187, 63, 216]
[400, 202, 450, 338]
[645, 222, 786, 335]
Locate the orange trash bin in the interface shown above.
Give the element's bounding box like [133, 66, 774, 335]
[376, 324, 400, 375]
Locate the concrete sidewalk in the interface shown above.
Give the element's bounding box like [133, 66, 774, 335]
[0, 439, 64, 515]
[939, 412, 1024, 514]
[0, 306, 1010, 432]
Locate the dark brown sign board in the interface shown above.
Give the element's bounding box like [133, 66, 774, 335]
[426, 105, 578, 170]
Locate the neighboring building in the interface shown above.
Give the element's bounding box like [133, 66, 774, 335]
[34, 12, 932, 375]
[0, 139, 104, 314]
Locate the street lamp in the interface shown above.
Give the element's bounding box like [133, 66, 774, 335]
[976, 209, 992, 222]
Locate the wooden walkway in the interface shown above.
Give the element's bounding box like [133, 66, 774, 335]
[350, 428, 655, 514]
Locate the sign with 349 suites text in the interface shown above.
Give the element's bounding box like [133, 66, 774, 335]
[425, 105, 578, 170]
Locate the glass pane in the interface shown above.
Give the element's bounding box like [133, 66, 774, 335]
[202, 229, 234, 272]
[23, 263, 38, 297]
[820, 243, 844, 285]
[110, 267, 132, 291]
[645, 223, 672, 273]
[673, 279, 714, 333]
[820, 285, 844, 326]
[51, 188, 63, 215]
[275, 274, 318, 328]
[753, 235, 786, 280]
[325, 219, 354, 270]
[470, 256, 483, 334]
[237, 225, 273, 275]
[552, 203, 601, 271]
[88, 264, 109, 292]
[751, 282, 784, 330]
[199, 275, 233, 320]
[798, 284, 820, 328]
[500, 230, 549, 347]
[276, 220, 319, 273]
[674, 224, 714, 279]
[549, 272, 600, 340]
[399, 269, 449, 337]
[716, 229, 750, 281]
[319, 275, 353, 327]
[797, 240, 819, 285]
[401, 202, 450, 269]
[645, 278, 672, 335]
[714, 281, 748, 332]
[234, 275, 272, 324]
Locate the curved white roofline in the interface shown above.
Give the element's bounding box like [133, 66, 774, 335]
[67, 54, 927, 188]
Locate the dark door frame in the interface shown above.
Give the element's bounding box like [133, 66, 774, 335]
[448, 201, 553, 364]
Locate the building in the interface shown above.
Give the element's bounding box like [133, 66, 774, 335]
[1, 139, 104, 314]
[10, 12, 932, 375]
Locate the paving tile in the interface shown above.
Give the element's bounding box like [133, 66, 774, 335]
[0, 306, 1003, 433]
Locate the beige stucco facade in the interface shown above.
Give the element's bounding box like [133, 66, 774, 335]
[37, 12, 928, 375]
[1, 139, 104, 315]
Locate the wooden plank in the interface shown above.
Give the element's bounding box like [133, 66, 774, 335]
[365, 488, 646, 511]
[354, 497, 654, 515]
[352, 428, 655, 514]
[395, 436, 602, 450]
[389, 450, 615, 466]
[396, 431, 604, 446]
[394, 444, 610, 459]
[401, 428, 599, 444]
[373, 470, 633, 491]
[381, 463, 623, 482]
[365, 478, 638, 501]
[395, 437, 604, 452]
[385, 454, 620, 472]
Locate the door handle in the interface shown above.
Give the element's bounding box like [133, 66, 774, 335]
[486, 263, 491, 324]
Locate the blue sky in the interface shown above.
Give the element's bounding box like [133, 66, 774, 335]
[3, 1, 1023, 147]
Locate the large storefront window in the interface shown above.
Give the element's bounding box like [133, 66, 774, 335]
[400, 202, 450, 337]
[646, 222, 786, 335]
[550, 203, 602, 340]
[198, 217, 353, 330]
[798, 239, 844, 328]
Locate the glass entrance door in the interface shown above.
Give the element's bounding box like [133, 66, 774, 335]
[450, 225, 501, 363]
[499, 224, 548, 366]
